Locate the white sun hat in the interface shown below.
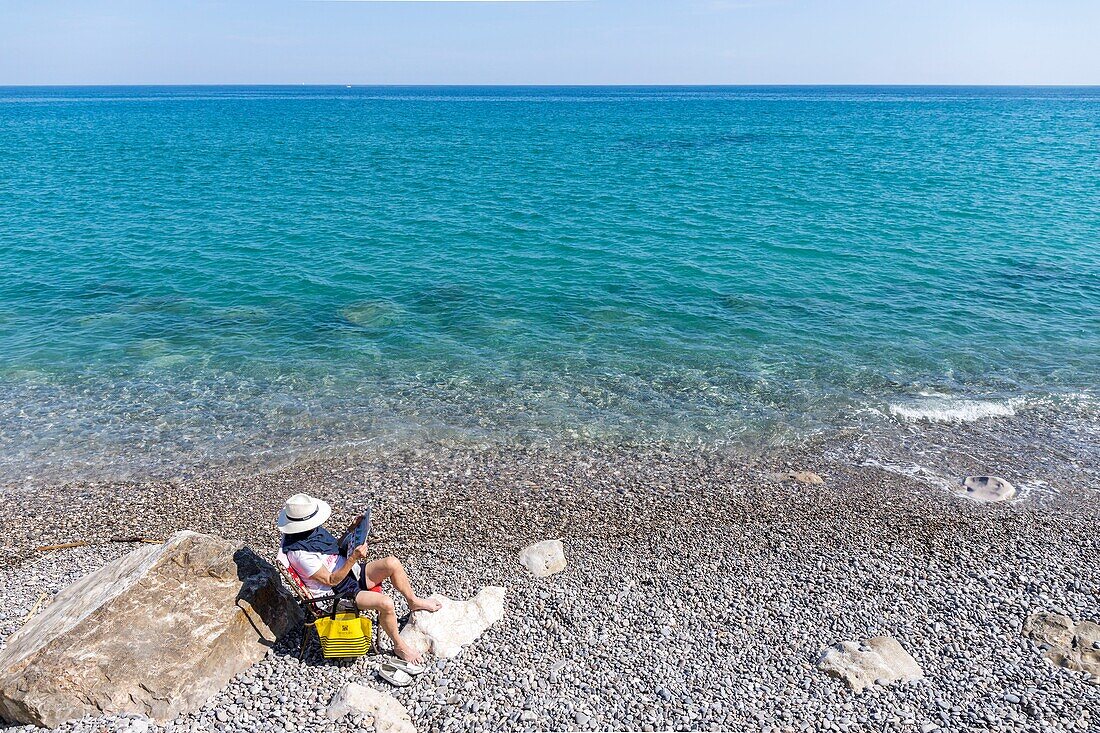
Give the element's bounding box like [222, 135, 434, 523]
[277, 493, 332, 534]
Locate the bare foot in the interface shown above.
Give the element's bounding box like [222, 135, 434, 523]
[409, 596, 443, 613]
[394, 643, 423, 664]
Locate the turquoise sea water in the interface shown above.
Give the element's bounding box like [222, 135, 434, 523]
[1, 86, 1098, 484]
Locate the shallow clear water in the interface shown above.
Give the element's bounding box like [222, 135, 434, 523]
[1, 86, 1098, 483]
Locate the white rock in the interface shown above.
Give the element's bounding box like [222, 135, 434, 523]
[958, 475, 1016, 503]
[124, 717, 151, 733]
[327, 683, 415, 733]
[519, 539, 567, 577]
[1023, 612, 1100, 676]
[399, 586, 506, 658]
[817, 637, 924, 693]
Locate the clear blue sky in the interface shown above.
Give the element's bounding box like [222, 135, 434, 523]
[2, 0, 1098, 85]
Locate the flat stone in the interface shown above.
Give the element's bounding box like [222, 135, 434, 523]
[327, 683, 415, 733]
[519, 539, 567, 578]
[770, 471, 824, 485]
[0, 531, 300, 727]
[1023, 612, 1100, 677]
[958, 475, 1016, 503]
[817, 637, 924, 693]
[399, 586, 506, 658]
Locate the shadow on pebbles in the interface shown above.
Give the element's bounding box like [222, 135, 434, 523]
[0, 444, 1098, 733]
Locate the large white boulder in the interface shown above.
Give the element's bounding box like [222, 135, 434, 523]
[1023, 612, 1100, 677]
[399, 586, 506, 658]
[327, 683, 415, 733]
[519, 539, 567, 578]
[958, 475, 1016, 503]
[0, 531, 300, 727]
[817, 637, 924, 693]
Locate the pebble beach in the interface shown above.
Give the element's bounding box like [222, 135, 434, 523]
[2, 437, 1097, 733]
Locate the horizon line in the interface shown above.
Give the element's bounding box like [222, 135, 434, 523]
[3, 83, 1099, 88]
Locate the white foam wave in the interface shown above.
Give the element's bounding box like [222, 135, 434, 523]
[888, 397, 1024, 424]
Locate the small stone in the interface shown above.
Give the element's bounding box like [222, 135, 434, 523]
[126, 718, 151, 733]
[326, 683, 414, 733]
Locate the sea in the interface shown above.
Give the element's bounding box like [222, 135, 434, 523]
[1, 86, 1097, 488]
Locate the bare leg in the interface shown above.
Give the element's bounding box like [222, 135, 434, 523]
[362, 555, 442, 613]
[356, 590, 421, 663]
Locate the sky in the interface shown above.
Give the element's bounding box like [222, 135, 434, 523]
[1, 0, 1099, 85]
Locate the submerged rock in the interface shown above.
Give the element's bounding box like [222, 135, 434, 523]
[959, 475, 1016, 503]
[817, 637, 924, 693]
[0, 531, 301, 727]
[399, 586, 506, 658]
[1023, 612, 1100, 677]
[519, 539, 567, 578]
[340, 300, 403, 328]
[327, 683, 415, 733]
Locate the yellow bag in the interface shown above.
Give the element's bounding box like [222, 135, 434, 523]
[314, 611, 372, 659]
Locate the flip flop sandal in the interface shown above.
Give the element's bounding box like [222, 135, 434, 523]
[387, 657, 426, 676]
[377, 664, 414, 688]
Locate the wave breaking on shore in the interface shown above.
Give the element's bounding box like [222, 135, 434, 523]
[887, 396, 1024, 423]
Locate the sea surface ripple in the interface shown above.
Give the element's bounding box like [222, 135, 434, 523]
[0, 86, 1097, 484]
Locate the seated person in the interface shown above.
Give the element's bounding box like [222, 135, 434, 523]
[277, 493, 441, 663]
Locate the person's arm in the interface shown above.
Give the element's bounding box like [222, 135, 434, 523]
[309, 544, 368, 588]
